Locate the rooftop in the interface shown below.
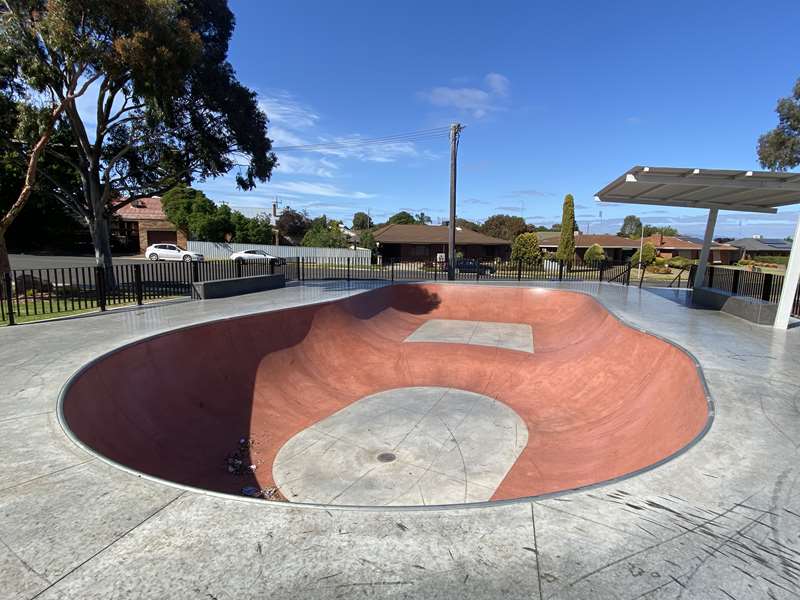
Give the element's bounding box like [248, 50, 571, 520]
[116, 197, 167, 221]
[536, 232, 736, 251]
[372, 224, 510, 246]
[728, 237, 793, 252]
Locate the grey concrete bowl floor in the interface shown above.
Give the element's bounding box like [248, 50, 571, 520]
[1, 280, 799, 599]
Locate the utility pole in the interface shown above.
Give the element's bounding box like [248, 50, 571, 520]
[448, 122, 464, 280]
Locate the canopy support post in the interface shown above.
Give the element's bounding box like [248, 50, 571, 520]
[774, 214, 800, 329]
[693, 208, 718, 288]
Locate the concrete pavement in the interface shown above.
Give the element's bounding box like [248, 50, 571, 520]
[0, 281, 799, 599]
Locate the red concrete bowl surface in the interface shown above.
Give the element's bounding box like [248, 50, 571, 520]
[60, 284, 712, 505]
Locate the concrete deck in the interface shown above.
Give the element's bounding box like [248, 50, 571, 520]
[1, 281, 799, 599]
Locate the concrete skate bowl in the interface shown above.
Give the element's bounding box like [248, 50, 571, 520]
[60, 284, 712, 508]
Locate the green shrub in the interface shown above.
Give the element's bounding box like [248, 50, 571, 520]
[653, 256, 667, 266]
[583, 243, 605, 263]
[755, 255, 789, 265]
[667, 256, 693, 268]
[511, 232, 543, 263]
[631, 242, 657, 266]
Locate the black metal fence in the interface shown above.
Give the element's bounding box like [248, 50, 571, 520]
[703, 265, 800, 318]
[1, 259, 298, 325]
[294, 257, 632, 284]
[1, 257, 630, 326]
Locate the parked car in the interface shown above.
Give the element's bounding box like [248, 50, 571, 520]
[445, 258, 496, 275]
[145, 244, 204, 262]
[229, 249, 286, 265]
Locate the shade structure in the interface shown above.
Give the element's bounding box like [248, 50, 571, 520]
[596, 166, 800, 329]
[596, 166, 800, 214]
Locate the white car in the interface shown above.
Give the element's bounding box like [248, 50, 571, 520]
[145, 244, 204, 262]
[229, 249, 285, 265]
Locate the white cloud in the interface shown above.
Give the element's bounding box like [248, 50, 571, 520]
[276, 155, 338, 178]
[258, 90, 434, 168]
[419, 72, 511, 119]
[268, 181, 375, 199]
[484, 73, 510, 97]
[259, 91, 319, 130]
[313, 136, 419, 163]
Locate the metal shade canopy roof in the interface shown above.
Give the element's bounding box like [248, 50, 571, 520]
[596, 166, 800, 214]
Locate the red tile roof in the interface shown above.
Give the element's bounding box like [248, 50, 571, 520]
[372, 224, 510, 246]
[116, 197, 167, 221]
[537, 232, 737, 252]
[537, 233, 640, 248]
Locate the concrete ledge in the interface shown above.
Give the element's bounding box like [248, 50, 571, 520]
[192, 274, 285, 299]
[692, 286, 778, 325]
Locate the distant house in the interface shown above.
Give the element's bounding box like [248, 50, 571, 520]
[728, 236, 792, 260]
[536, 232, 738, 264]
[372, 224, 510, 261]
[115, 197, 187, 254]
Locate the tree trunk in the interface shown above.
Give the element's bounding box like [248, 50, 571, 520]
[0, 230, 10, 307]
[89, 215, 113, 269]
[0, 229, 10, 290]
[88, 214, 117, 294]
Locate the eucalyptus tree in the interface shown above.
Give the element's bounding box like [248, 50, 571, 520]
[759, 78, 800, 170]
[1, 0, 276, 270]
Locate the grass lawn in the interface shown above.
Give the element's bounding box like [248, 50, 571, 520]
[1, 296, 184, 326]
[631, 267, 691, 287]
[723, 264, 786, 276]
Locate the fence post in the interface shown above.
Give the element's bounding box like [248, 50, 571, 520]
[731, 269, 740, 295]
[517, 260, 522, 281]
[301, 257, 305, 282]
[133, 265, 144, 305]
[235, 259, 242, 279]
[625, 264, 632, 286]
[3, 272, 14, 326]
[347, 257, 351, 282]
[688, 264, 697, 288]
[270, 260, 275, 275]
[708, 266, 715, 288]
[598, 260, 605, 282]
[95, 266, 107, 312]
[558, 260, 564, 281]
[434, 261, 438, 281]
[192, 261, 199, 283]
[762, 273, 774, 302]
[391, 260, 395, 282]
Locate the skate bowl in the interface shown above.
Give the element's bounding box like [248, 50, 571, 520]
[60, 284, 712, 508]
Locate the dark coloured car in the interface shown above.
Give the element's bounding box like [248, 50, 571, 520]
[454, 259, 496, 275]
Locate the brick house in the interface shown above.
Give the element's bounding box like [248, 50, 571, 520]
[371, 224, 511, 261]
[536, 232, 738, 264]
[115, 197, 187, 254]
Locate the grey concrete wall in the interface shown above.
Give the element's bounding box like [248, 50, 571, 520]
[692, 286, 778, 325]
[192, 274, 285, 300]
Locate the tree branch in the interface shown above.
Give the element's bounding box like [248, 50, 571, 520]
[0, 102, 66, 231]
[44, 147, 82, 173]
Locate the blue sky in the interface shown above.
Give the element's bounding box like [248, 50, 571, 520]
[198, 0, 800, 238]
